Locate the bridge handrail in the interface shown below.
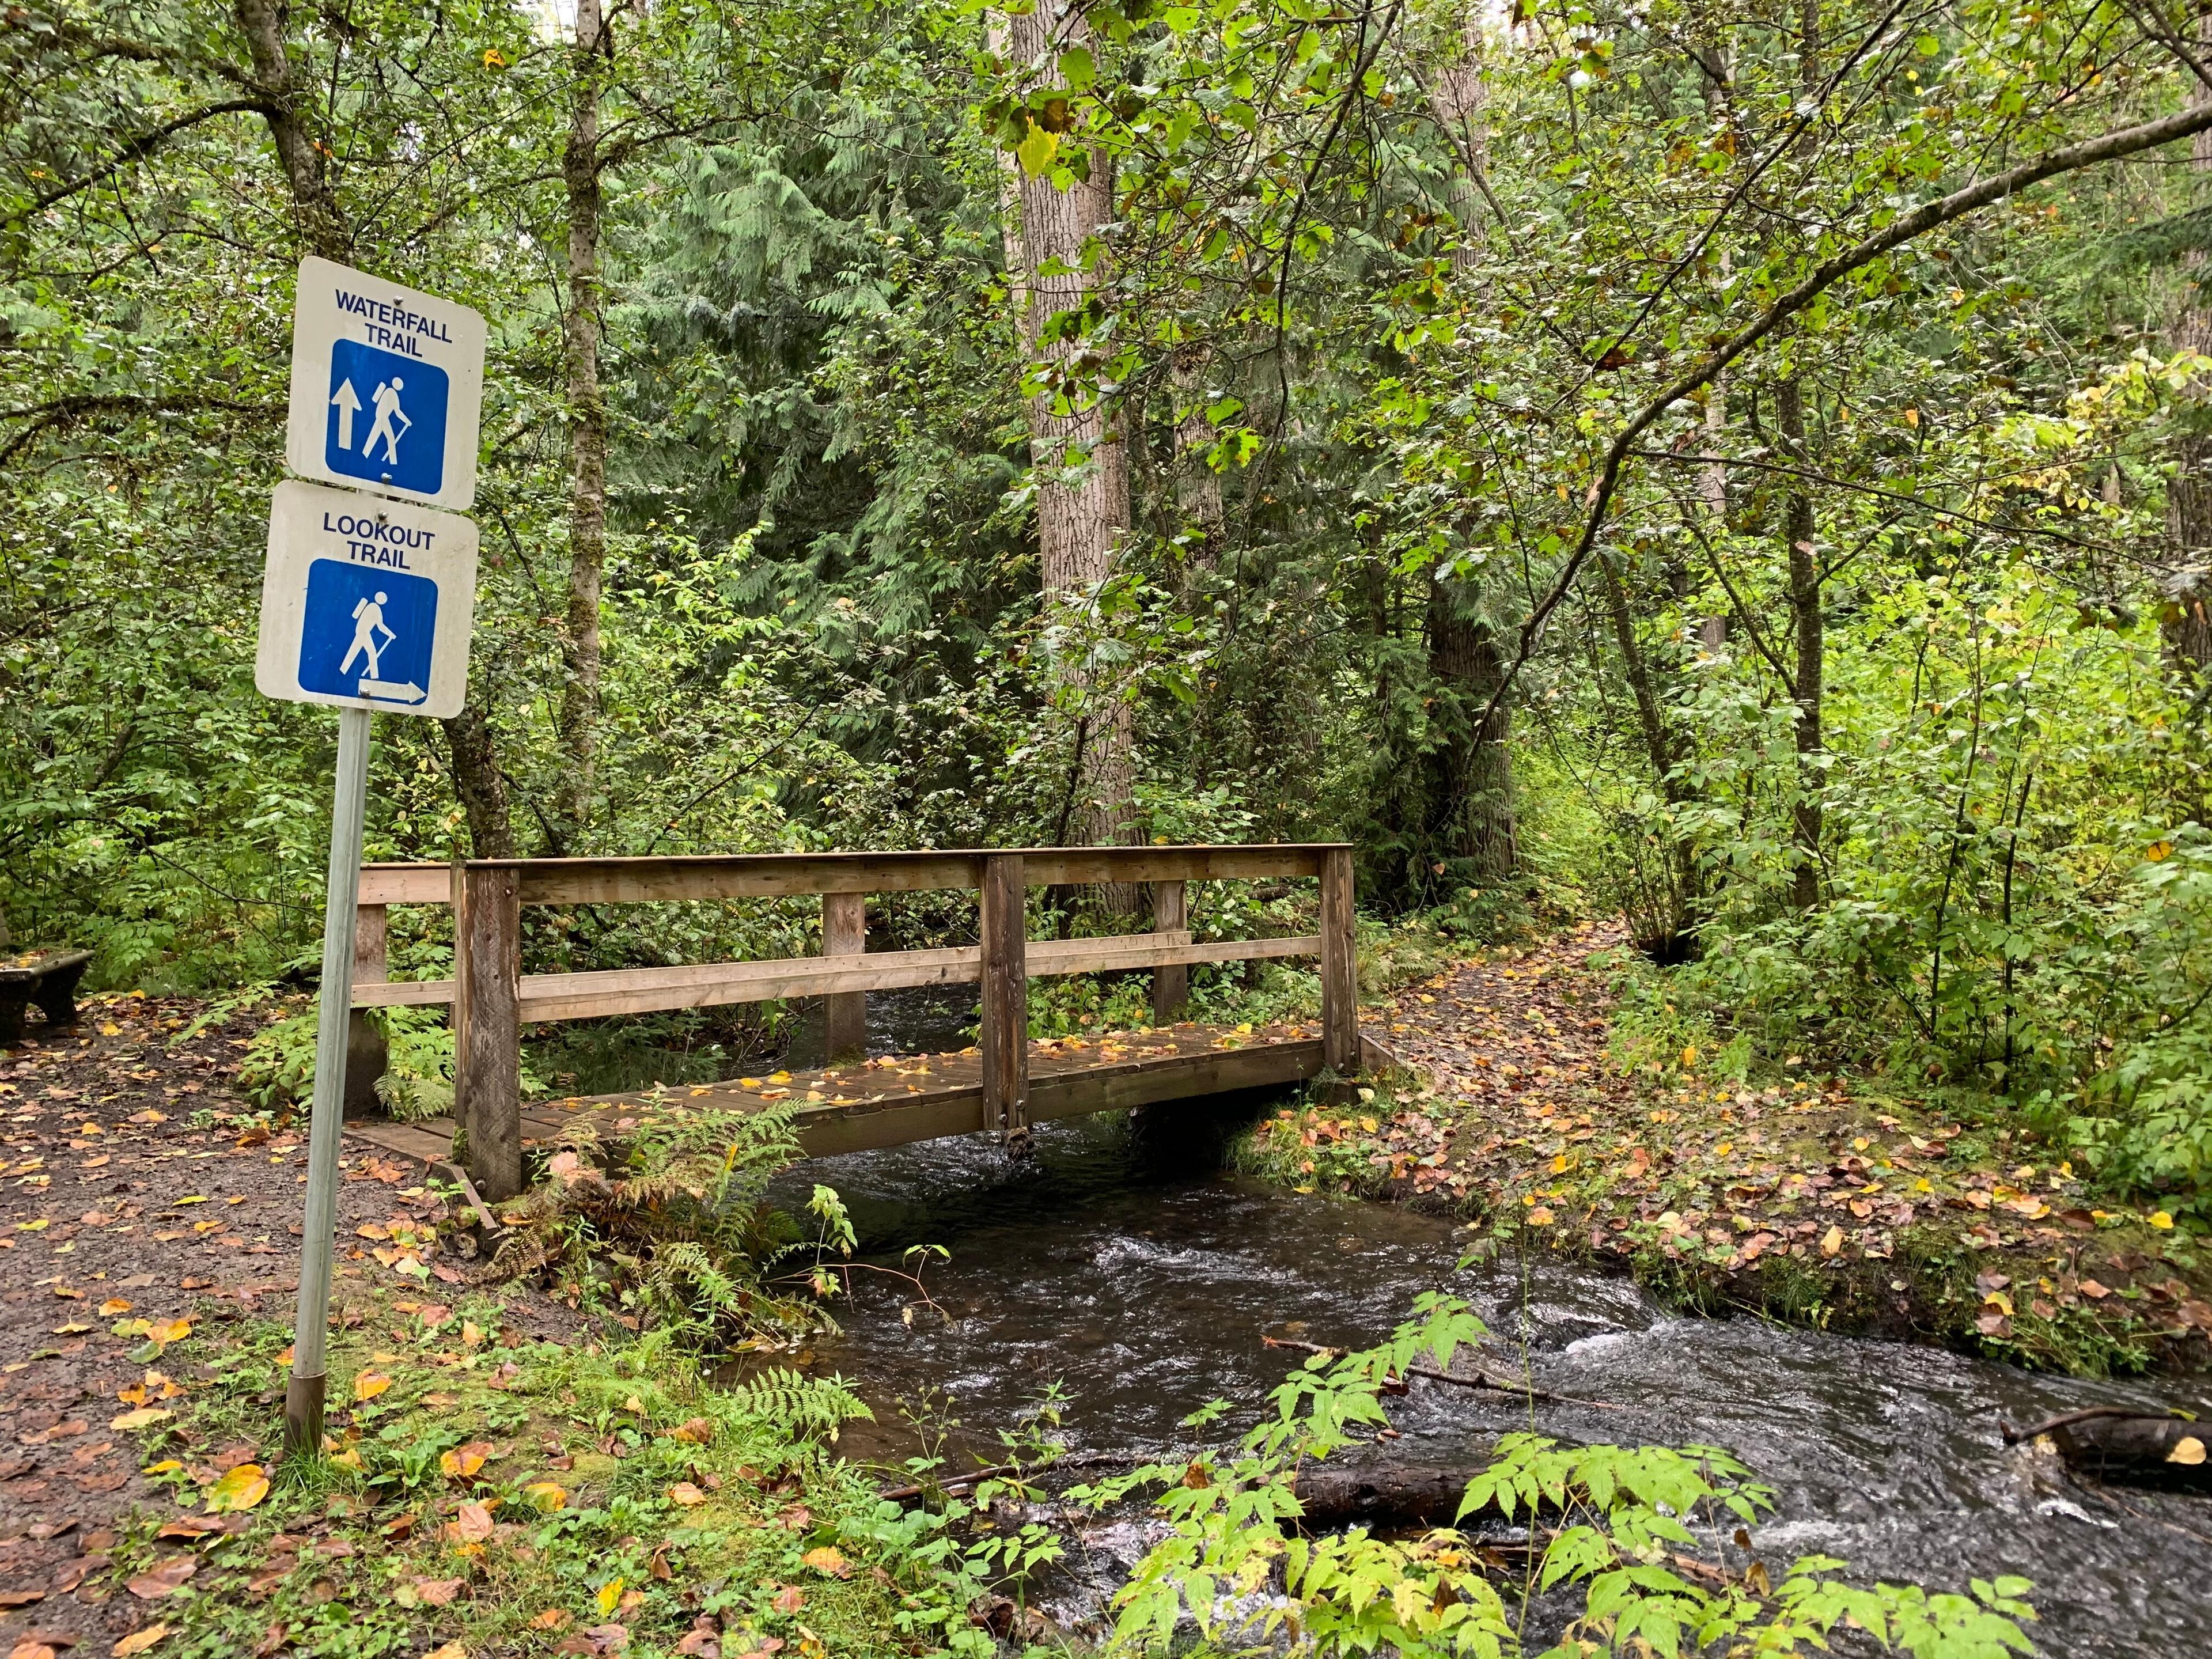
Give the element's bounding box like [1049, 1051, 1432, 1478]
[347, 844, 1357, 1203]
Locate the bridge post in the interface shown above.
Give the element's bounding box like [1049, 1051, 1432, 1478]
[1320, 847, 1358, 1074]
[979, 853, 1029, 1138]
[1151, 880, 1188, 1024]
[456, 862, 524, 1201]
[821, 891, 866, 1063]
[347, 903, 388, 1117]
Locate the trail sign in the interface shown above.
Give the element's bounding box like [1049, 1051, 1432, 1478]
[255, 479, 477, 718]
[286, 256, 485, 510]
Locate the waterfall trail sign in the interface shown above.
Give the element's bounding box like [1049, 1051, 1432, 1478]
[286, 256, 486, 510]
[255, 479, 478, 718]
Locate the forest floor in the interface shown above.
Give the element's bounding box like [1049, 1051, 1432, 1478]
[0, 994, 934, 1659]
[1249, 921, 2212, 1378]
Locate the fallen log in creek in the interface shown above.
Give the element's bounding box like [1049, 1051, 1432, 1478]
[2003, 1407, 2211, 1491]
[1289, 1462, 1483, 1531]
[1260, 1335, 1624, 1410]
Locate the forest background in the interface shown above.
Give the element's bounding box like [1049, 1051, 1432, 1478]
[8, 0, 2212, 1226]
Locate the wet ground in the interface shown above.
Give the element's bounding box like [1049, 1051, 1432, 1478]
[785, 1101, 2212, 1658]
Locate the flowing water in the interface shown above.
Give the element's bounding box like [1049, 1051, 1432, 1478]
[773, 1090, 2212, 1657]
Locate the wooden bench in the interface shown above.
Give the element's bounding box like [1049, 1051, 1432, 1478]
[0, 948, 93, 1046]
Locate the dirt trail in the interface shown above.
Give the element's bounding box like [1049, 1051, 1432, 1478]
[0, 995, 575, 1654]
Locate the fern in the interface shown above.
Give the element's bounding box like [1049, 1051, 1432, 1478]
[724, 1366, 872, 1441]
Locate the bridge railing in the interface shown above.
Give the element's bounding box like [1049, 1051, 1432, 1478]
[348, 844, 1357, 1198]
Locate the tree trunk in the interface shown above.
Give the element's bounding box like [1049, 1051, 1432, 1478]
[1000, 2, 1137, 904]
[1426, 577, 1517, 880]
[1595, 548, 1698, 953]
[1777, 377, 1822, 909]
[442, 705, 516, 858]
[555, 0, 610, 843]
[1423, 5, 1487, 271]
[1171, 342, 1224, 566]
[232, 0, 347, 263]
[2166, 25, 2212, 671]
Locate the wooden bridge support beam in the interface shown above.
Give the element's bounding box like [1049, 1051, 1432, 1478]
[821, 891, 867, 1063]
[979, 853, 1029, 1138]
[455, 862, 524, 1201]
[346, 903, 388, 1118]
[1320, 846, 1359, 1074]
[1152, 880, 1188, 1024]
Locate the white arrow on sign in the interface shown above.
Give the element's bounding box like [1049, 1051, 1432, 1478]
[358, 678, 426, 703]
[329, 377, 362, 450]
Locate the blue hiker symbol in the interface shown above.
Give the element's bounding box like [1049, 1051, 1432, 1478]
[364, 377, 413, 465]
[340, 590, 396, 682]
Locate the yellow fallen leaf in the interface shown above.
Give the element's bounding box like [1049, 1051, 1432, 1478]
[596, 1578, 624, 1616]
[2169, 1435, 2207, 1467]
[147, 1318, 191, 1346]
[522, 1481, 567, 1512]
[328, 1447, 363, 1471]
[112, 1624, 171, 1656]
[802, 1546, 851, 1579]
[667, 1482, 706, 1506]
[111, 1407, 173, 1431]
[206, 1462, 270, 1513]
[1820, 1225, 1844, 1259]
[440, 1441, 491, 1479]
[99, 1298, 132, 1316]
[173, 1196, 208, 1206]
[353, 1370, 393, 1402]
[423, 1645, 469, 1659]
[2149, 1211, 2175, 1230]
[142, 1459, 183, 1475]
[669, 1416, 714, 1444]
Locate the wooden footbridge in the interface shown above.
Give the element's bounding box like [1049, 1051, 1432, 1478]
[341, 845, 1360, 1200]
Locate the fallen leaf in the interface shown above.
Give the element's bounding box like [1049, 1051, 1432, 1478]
[99, 1300, 132, 1317]
[522, 1481, 567, 1512]
[596, 1578, 623, 1618]
[801, 1547, 850, 1580]
[1819, 1225, 1843, 1259]
[146, 1319, 190, 1347]
[666, 1482, 706, 1507]
[206, 1463, 270, 1513]
[423, 1645, 468, 1659]
[352, 1371, 392, 1403]
[412, 1577, 464, 1607]
[673, 1628, 719, 1658]
[126, 1559, 196, 1600]
[112, 1627, 171, 1657]
[110, 1408, 172, 1431]
[440, 1442, 491, 1479]
[531, 1610, 573, 1631]
[2170, 1436, 2207, 1467]
[669, 1417, 713, 1445]
[770, 1585, 802, 1616]
[446, 1502, 494, 1544]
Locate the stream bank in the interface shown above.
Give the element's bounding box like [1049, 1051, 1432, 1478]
[787, 1101, 2212, 1658]
[1264, 922, 2212, 1378]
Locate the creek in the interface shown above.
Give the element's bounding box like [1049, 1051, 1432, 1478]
[768, 1080, 2211, 1657]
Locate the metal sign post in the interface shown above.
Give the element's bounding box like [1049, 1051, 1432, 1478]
[262, 258, 484, 1460]
[283, 706, 371, 1457]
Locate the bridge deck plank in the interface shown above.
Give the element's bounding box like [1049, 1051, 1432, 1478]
[344, 1020, 1325, 1172]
